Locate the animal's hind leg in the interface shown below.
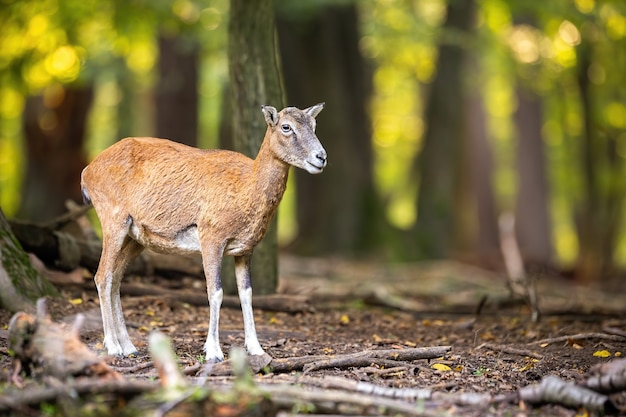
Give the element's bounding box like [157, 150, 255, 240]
[235, 255, 265, 357]
[95, 221, 144, 356]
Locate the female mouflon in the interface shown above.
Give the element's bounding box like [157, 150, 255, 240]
[81, 103, 326, 362]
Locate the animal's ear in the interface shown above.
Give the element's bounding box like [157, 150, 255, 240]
[304, 102, 325, 119]
[261, 105, 279, 127]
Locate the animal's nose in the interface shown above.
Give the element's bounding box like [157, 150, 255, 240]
[315, 150, 327, 165]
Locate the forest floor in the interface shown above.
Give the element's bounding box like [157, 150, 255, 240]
[1, 254, 626, 416]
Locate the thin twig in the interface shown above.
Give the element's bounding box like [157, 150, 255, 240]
[476, 343, 543, 359]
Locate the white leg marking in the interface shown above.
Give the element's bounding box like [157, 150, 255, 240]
[235, 257, 266, 357]
[240, 287, 265, 356]
[204, 288, 224, 362]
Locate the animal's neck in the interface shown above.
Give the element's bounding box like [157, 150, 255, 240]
[252, 135, 289, 209]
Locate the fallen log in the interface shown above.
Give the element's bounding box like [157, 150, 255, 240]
[9, 219, 204, 278]
[115, 282, 313, 313]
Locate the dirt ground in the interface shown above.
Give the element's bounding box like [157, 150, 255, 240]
[1, 255, 626, 416]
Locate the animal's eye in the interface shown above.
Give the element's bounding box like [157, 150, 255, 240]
[281, 124, 292, 134]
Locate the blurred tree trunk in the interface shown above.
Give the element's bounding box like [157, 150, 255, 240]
[155, 34, 199, 146]
[574, 40, 623, 283]
[276, 3, 385, 256]
[465, 89, 500, 261]
[19, 85, 93, 222]
[228, 0, 283, 295]
[514, 88, 553, 265]
[412, 0, 476, 258]
[0, 207, 57, 313]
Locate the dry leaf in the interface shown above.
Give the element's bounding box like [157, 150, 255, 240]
[431, 363, 451, 372]
[593, 350, 611, 358]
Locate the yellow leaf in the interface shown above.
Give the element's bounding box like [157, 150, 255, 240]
[572, 343, 583, 350]
[517, 362, 535, 372]
[431, 363, 451, 372]
[615, 351, 622, 357]
[68, 298, 83, 305]
[373, 334, 382, 342]
[145, 310, 155, 316]
[593, 350, 611, 358]
[540, 343, 549, 348]
[269, 316, 283, 325]
[340, 314, 350, 325]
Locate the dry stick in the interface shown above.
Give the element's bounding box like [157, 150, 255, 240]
[584, 357, 626, 393]
[297, 375, 433, 401]
[116, 282, 313, 313]
[498, 213, 540, 322]
[528, 332, 626, 346]
[519, 375, 610, 413]
[603, 327, 626, 338]
[476, 342, 543, 359]
[271, 346, 451, 374]
[261, 384, 439, 417]
[0, 380, 155, 412]
[303, 347, 451, 373]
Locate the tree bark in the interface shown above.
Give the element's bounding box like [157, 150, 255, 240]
[228, 0, 284, 294]
[412, 0, 476, 258]
[155, 34, 199, 146]
[514, 88, 553, 265]
[19, 85, 93, 222]
[276, 3, 385, 256]
[0, 207, 57, 313]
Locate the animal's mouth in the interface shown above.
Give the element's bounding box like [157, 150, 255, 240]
[305, 160, 325, 174]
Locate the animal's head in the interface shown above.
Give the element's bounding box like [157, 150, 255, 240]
[261, 103, 327, 174]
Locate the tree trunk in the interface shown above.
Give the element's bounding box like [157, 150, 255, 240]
[574, 40, 623, 283]
[514, 88, 553, 265]
[19, 85, 93, 222]
[155, 34, 199, 146]
[0, 207, 57, 313]
[228, 0, 284, 295]
[412, 0, 476, 258]
[276, 3, 384, 256]
[465, 88, 500, 260]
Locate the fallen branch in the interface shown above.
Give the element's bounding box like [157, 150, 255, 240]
[584, 358, 626, 393]
[476, 342, 543, 359]
[115, 282, 313, 313]
[0, 379, 155, 413]
[297, 375, 433, 401]
[270, 346, 451, 374]
[9, 219, 203, 277]
[261, 384, 440, 416]
[528, 332, 626, 346]
[519, 375, 613, 413]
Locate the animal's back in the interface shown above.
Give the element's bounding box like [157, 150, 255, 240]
[81, 137, 254, 248]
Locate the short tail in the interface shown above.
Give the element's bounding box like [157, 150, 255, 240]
[81, 186, 92, 205]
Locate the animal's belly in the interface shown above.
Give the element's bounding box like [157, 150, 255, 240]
[129, 222, 201, 256]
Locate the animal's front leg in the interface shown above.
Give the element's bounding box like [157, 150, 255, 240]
[235, 255, 265, 357]
[202, 246, 225, 363]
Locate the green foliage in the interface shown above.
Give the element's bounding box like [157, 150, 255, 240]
[1, 0, 626, 267]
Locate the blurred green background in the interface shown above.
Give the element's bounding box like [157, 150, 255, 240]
[1, 0, 625, 284]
